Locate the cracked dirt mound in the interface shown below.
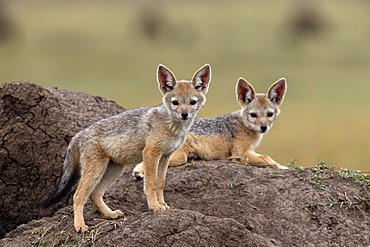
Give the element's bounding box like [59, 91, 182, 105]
[0, 83, 369, 246]
[0, 81, 124, 233]
[1, 161, 369, 246]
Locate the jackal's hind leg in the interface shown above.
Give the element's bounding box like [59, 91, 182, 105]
[132, 162, 145, 180]
[90, 162, 125, 219]
[169, 148, 188, 167]
[73, 154, 110, 233]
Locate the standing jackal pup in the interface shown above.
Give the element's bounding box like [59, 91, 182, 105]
[133, 77, 287, 179]
[42, 64, 211, 233]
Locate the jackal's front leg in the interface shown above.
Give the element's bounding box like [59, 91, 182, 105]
[132, 146, 188, 180]
[156, 155, 170, 209]
[143, 148, 167, 211]
[243, 151, 288, 169]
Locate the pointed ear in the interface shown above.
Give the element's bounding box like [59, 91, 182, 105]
[267, 78, 287, 105]
[157, 64, 177, 95]
[191, 64, 211, 94]
[236, 77, 255, 105]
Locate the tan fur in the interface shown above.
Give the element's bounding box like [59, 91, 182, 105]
[42, 64, 211, 233]
[133, 77, 288, 179]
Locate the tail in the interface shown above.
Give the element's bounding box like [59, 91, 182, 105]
[0, 224, 5, 238]
[42, 138, 81, 209]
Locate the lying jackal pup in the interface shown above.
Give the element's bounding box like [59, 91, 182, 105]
[133, 77, 287, 179]
[42, 64, 211, 233]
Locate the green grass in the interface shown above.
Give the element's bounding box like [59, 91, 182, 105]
[293, 161, 370, 208]
[1, 0, 370, 170]
[227, 178, 239, 189]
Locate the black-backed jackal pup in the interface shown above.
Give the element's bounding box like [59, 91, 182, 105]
[42, 64, 211, 233]
[133, 77, 287, 179]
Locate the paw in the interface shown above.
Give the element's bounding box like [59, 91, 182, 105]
[276, 164, 289, 170]
[75, 223, 89, 233]
[228, 156, 248, 163]
[159, 202, 170, 209]
[106, 210, 124, 219]
[149, 203, 168, 211]
[132, 170, 144, 180]
[132, 163, 144, 180]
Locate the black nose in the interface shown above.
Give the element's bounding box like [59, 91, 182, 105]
[181, 112, 189, 120]
[260, 125, 267, 132]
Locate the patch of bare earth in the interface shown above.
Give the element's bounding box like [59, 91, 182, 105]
[1, 161, 370, 246]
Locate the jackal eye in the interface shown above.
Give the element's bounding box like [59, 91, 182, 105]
[250, 113, 257, 118]
[190, 100, 197, 105]
[172, 100, 179, 106]
[267, 112, 274, 117]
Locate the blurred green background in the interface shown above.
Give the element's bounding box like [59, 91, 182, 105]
[0, 0, 369, 171]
